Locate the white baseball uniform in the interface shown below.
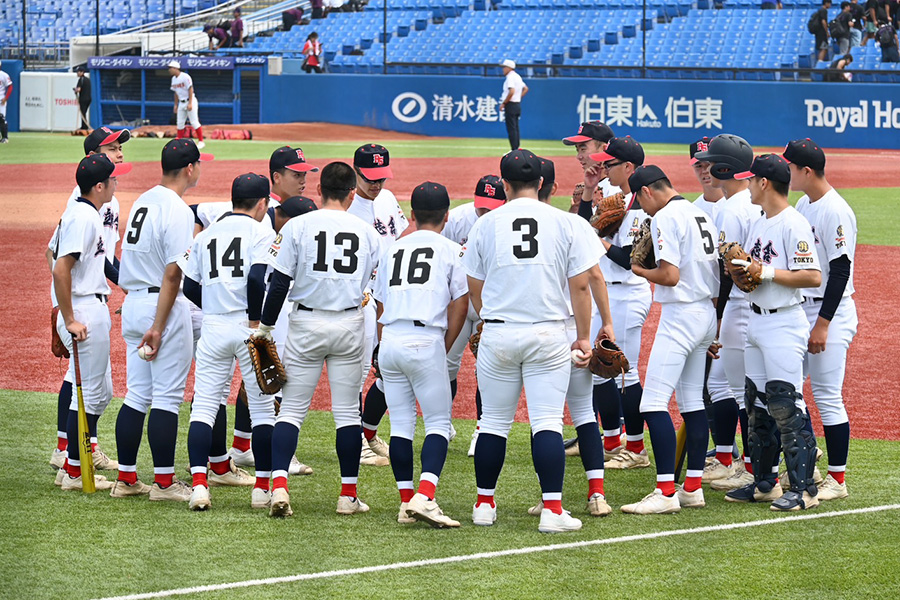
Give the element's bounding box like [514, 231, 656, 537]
[797, 189, 857, 427]
[0, 69, 11, 119]
[744, 206, 821, 409]
[441, 201, 482, 380]
[374, 230, 468, 442]
[171, 71, 201, 130]
[692, 192, 720, 222]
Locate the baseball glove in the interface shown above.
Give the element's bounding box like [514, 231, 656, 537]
[371, 344, 382, 380]
[720, 242, 759, 293]
[468, 321, 484, 358]
[50, 306, 69, 359]
[589, 192, 627, 237]
[237, 378, 281, 415]
[246, 336, 287, 395]
[588, 339, 630, 379]
[630, 218, 656, 270]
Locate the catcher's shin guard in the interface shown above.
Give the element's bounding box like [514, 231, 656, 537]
[766, 380, 818, 494]
[745, 378, 778, 486]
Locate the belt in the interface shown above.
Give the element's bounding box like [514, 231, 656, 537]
[148, 286, 160, 293]
[803, 297, 823, 304]
[607, 281, 623, 285]
[484, 319, 504, 324]
[751, 303, 777, 315]
[96, 294, 108, 303]
[295, 303, 357, 312]
[413, 320, 425, 327]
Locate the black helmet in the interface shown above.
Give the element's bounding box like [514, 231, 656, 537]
[692, 134, 754, 180]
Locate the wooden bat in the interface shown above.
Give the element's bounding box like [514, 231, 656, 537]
[71, 337, 96, 493]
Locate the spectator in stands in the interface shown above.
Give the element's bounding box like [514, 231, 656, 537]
[826, 53, 854, 80]
[761, 1, 782, 8]
[231, 8, 244, 48]
[878, 21, 900, 60]
[303, 32, 323, 73]
[849, 0, 866, 46]
[282, 6, 305, 30]
[832, 3, 856, 54]
[74, 65, 91, 132]
[811, 1, 833, 63]
[863, 0, 889, 44]
[500, 59, 527, 151]
[311, 0, 324, 19]
[204, 24, 230, 50]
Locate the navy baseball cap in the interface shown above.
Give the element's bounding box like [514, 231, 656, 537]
[783, 138, 826, 171]
[85, 126, 131, 154]
[689, 136, 713, 165]
[411, 181, 450, 211]
[538, 156, 555, 197]
[354, 144, 393, 180]
[628, 165, 668, 193]
[500, 149, 542, 183]
[269, 146, 319, 173]
[735, 154, 792, 185]
[590, 136, 645, 166]
[562, 121, 614, 145]
[161, 139, 214, 171]
[232, 173, 270, 201]
[279, 195, 318, 217]
[473, 174, 506, 210]
[76, 154, 132, 190]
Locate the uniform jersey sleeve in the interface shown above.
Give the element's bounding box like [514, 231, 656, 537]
[716, 210, 744, 248]
[184, 73, 193, 89]
[372, 245, 390, 303]
[653, 210, 682, 267]
[447, 244, 469, 301]
[566, 217, 599, 278]
[165, 205, 195, 266]
[271, 220, 299, 278]
[178, 236, 203, 282]
[574, 215, 606, 261]
[460, 219, 485, 280]
[819, 203, 854, 263]
[250, 226, 276, 267]
[56, 213, 93, 261]
[787, 214, 821, 272]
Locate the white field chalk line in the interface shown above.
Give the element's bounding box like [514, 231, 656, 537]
[95, 503, 900, 600]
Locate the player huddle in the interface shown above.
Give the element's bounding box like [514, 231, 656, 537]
[48, 124, 856, 531]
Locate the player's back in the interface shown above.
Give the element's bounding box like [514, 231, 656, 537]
[652, 199, 719, 304]
[441, 202, 478, 246]
[119, 184, 194, 291]
[795, 189, 857, 299]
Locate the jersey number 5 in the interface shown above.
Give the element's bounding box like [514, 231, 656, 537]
[207, 237, 244, 279]
[695, 216, 715, 255]
[512, 218, 539, 259]
[313, 231, 360, 274]
[388, 248, 433, 286]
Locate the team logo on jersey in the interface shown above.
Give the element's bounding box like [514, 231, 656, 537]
[182, 248, 191, 261]
[718, 230, 726, 244]
[95, 237, 106, 257]
[269, 234, 282, 258]
[484, 184, 497, 197]
[835, 224, 846, 249]
[103, 208, 115, 228]
[372, 154, 385, 166]
[797, 240, 810, 254]
[752, 240, 779, 264]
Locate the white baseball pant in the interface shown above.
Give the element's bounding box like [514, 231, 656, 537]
[445, 301, 479, 381]
[56, 296, 113, 415]
[565, 317, 595, 427]
[802, 297, 857, 426]
[176, 96, 201, 130]
[708, 301, 750, 409]
[745, 305, 809, 411]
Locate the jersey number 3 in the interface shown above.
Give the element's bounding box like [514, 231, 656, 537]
[512, 218, 539, 259]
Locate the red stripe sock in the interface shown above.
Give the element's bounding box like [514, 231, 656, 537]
[195, 126, 204, 141]
[118, 471, 137, 485]
[363, 428, 377, 441]
[192, 473, 208, 488]
[210, 459, 230, 475]
[232, 436, 251, 452]
[743, 456, 754, 475]
[626, 440, 645, 454]
[715, 452, 733, 467]
[417, 480, 437, 500]
[657, 481, 676, 496]
[57, 437, 67, 451]
[543, 499, 563, 515]
[341, 483, 357, 498]
[67, 463, 81, 478]
[683, 476, 702, 493]
[399, 489, 414, 503]
[155, 473, 174, 488]
[588, 478, 604, 497]
[604, 436, 621, 451]
[90, 442, 98, 453]
[829, 471, 845, 485]
[176, 128, 185, 139]
[273, 476, 288, 491]
[476, 494, 495, 508]
[255, 477, 270, 491]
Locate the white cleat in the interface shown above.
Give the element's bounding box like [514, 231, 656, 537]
[197, 141, 206, 149]
[360, 440, 390, 466]
[817, 474, 849, 501]
[398, 502, 417, 524]
[621, 488, 681, 515]
[54, 468, 66, 486]
[526, 501, 544, 517]
[289, 455, 314, 476]
[61, 473, 113, 491]
[230, 447, 255, 468]
[50, 448, 66, 470]
[564, 440, 580, 457]
[336, 495, 370, 515]
[149, 478, 192, 502]
[269, 488, 293, 517]
[603, 444, 624, 462]
[449, 423, 457, 442]
[92, 447, 119, 470]
[472, 502, 497, 526]
[676, 485, 706, 509]
[701, 458, 734, 483]
[587, 492, 613, 517]
[251, 488, 272, 509]
[366, 435, 390, 459]
[538, 508, 582, 533]
[467, 430, 479, 458]
[605, 449, 651, 470]
[109, 479, 151, 497]
[710, 464, 755, 491]
[406, 493, 461, 528]
[189, 486, 211, 511]
[208, 460, 255, 487]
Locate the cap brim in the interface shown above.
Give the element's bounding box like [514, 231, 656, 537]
[589, 151, 616, 162]
[689, 157, 699, 165]
[562, 135, 592, 145]
[111, 162, 133, 177]
[359, 165, 393, 180]
[733, 170, 755, 180]
[285, 162, 319, 173]
[692, 151, 712, 161]
[474, 197, 505, 210]
[199, 153, 215, 162]
[99, 129, 131, 147]
[781, 153, 793, 164]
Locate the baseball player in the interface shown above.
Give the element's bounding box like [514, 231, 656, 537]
[259, 161, 382, 518]
[693, 134, 761, 489]
[587, 136, 653, 469]
[374, 182, 469, 527]
[179, 173, 278, 511]
[0, 60, 11, 143]
[49, 127, 131, 477]
[168, 61, 205, 149]
[787, 139, 858, 501]
[620, 166, 719, 514]
[53, 154, 131, 491]
[463, 149, 595, 533]
[725, 154, 822, 511]
[349, 144, 409, 466]
[561, 121, 617, 221]
[689, 137, 724, 221]
[112, 139, 214, 501]
[441, 174, 507, 456]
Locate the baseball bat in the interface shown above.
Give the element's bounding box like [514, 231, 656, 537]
[71, 337, 96, 493]
[673, 419, 688, 484]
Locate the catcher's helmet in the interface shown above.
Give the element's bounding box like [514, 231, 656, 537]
[692, 134, 753, 180]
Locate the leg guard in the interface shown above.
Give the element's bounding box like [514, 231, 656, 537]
[766, 380, 818, 495]
[746, 378, 778, 487]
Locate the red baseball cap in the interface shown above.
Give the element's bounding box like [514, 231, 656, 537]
[473, 174, 506, 210]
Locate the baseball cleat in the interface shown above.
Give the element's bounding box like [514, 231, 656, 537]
[149, 478, 192, 502]
[449, 423, 457, 442]
[61, 474, 113, 491]
[360, 442, 389, 467]
[701, 458, 734, 483]
[467, 430, 479, 457]
[109, 479, 152, 497]
[336, 495, 370, 515]
[676, 485, 706, 509]
[527, 501, 544, 517]
[406, 493, 460, 528]
[189, 486, 211, 511]
[366, 435, 390, 459]
[710, 464, 755, 490]
[92, 447, 119, 470]
[54, 468, 66, 486]
[269, 488, 293, 517]
[770, 490, 819, 511]
[564, 439, 580, 457]
[779, 466, 824, 488]
[251, 488, 272, 509]
[0, 138, 8, 144]
[621, 489, 681, 514]
[587, 492, 613, 517]
[472, 502, 497, 526]
[538, 509, 582, 533]
[208, 460, 255, 487]
[289, 455, 314, 476]
[603, 444, 624, 462]
[816, 474, 849, 501]
[230, 447, 255, 468]
[397, 502, 417, 524]
[49, 448, 66, 470]
[605, 448, 651, 469]
[725, 481, 784, 503]
[197, 141, 206, 149]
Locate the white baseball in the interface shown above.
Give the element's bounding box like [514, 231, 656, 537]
[138, 345, 150, 360]
[571, 349, 588, 364]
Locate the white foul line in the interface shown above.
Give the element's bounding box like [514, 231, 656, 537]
[94, 503, 900, 600]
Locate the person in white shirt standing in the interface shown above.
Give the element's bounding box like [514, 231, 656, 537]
[619, 165, 719, 514]
[168, 60, 206, 149]
[786, 138, 858, 502]
[500, 59, 528, 151]
[724, 154, 822, 512]
[689, 136, 724, 221]
[561, 120, 617, 220]
[374, 181, 469, 528]
[0, 60, 11, 143]
[113, 139, 214, 501]
[53, 154, 132, 492]
[462, 149, 595, 534]
[260, 161, 382, 518]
